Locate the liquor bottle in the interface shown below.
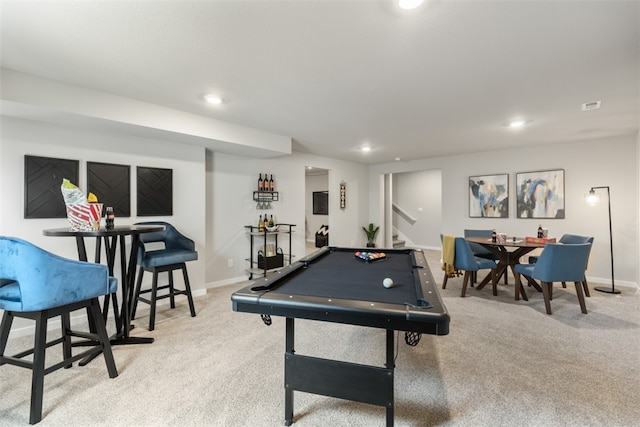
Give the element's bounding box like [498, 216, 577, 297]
[258, 174, 264, 192]
[264, 173, 268, 191]
[537, 225, 543, 238]
[491, 229, 497, 243]
[105, 206, 115, 230]
[269, 174, 275, 192]
[263, 214, 269, 230]
[258, 215, 264, 232]
[269, 215, 274, 227]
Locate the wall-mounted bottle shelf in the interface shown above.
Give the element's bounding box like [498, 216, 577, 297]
[253, 191, 279, 202]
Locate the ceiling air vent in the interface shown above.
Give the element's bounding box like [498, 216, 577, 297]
[581, 100, 601, 111]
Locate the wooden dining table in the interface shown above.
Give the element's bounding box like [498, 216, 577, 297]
[464, 236, 549, 300]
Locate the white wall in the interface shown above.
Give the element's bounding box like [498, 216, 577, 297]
[0, 116, 208, 332]
[370, 136, 639, 288]
[305, 174, 329, 242]
[205, 151, 369, 284]
[0, 116, 206, 279]
[392, 169, 442, 248]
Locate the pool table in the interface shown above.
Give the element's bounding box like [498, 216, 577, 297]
[231, 246, 450, 426]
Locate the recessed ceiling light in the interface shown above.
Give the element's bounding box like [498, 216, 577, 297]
[398, 0, 424, 10]
[360, 146, 372, 152]
[204, 94, 223, 105]
[509, 120, 526, 129]
[395, 157, 402, 161]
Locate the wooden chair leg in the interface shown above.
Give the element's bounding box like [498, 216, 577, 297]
[561, 281, 567, 288]
[574, 281, 588, 314]
[461, 272, 470, 297]
[182, 265, 197, 318]
[582, 277, 591, 297]
[541, 281, 553, 315]
[442, 274, 448, 289]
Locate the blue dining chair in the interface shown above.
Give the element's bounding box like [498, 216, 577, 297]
[463, 229, 502, 284]
[464, 229, 500, 261]
[514, 243, 592, 314]
[131, 222, 197, 331]
[0, 236, 118, 424]
[528, 234, 594, 296]
[442, 237, 498, 297]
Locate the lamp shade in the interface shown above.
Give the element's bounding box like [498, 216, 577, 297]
[585, 189, 600, 206]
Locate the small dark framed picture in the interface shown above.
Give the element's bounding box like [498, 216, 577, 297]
[313, 191, 328, 215]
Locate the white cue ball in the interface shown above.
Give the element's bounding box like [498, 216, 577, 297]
[383, 278, 394, 288]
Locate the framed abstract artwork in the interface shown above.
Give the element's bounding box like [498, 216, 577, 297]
[469, 174, 509, 218]
[516, 169, 565, 219]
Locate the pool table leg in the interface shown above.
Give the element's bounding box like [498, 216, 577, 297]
[285, 317, 294, 426]
[386, 329, 395, 427]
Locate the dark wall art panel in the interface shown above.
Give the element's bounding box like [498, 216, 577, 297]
[313, 191, 329, 215]
[87, 162, 131, 217]
[137, 166, 173, 216]
[24, 155, 79, 218]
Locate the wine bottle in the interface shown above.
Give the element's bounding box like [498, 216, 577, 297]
[537, 225, 543, 238]
[269, 174, 275, 192]
[269, 215, 274, 227]
[492, 229, 497, 243]
[258, 215, 264, 231]
[258, 174, 263, 192]
[263, 214, 269, 230]
[105, 206, 115, 230]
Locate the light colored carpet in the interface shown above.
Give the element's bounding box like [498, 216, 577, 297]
[1, 249, 639, 426]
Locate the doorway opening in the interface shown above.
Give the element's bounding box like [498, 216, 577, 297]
[305, 166, 329, 255]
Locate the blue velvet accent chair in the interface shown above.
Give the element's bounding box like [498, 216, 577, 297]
[0, 236, 118, 424]
[131, 222, 197, 331]
[528, 234, 594, 296]
[442, 237, 498, 297]
[514, 243, 592, 315]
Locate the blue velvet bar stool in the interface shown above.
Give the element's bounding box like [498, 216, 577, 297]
[0, 236, 118, 424]
[131, 222, 197, 331]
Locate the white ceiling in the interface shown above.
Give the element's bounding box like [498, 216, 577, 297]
[1, 0, 638, 164]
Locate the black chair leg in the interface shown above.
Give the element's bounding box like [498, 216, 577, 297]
[149, 270, 159, 331]
[88, 298, 118, 377]
[30, 311, 47, 425]
[442, 274, 448, 289]
[61, 313, 73, 369]
[168, 270, 176, 309]
[182, 265, 196, 318]
[131, 267, 145, 321]
[0, 311, 13, 358]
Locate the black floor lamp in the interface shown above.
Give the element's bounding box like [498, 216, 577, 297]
[586, 186, 620, 294]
